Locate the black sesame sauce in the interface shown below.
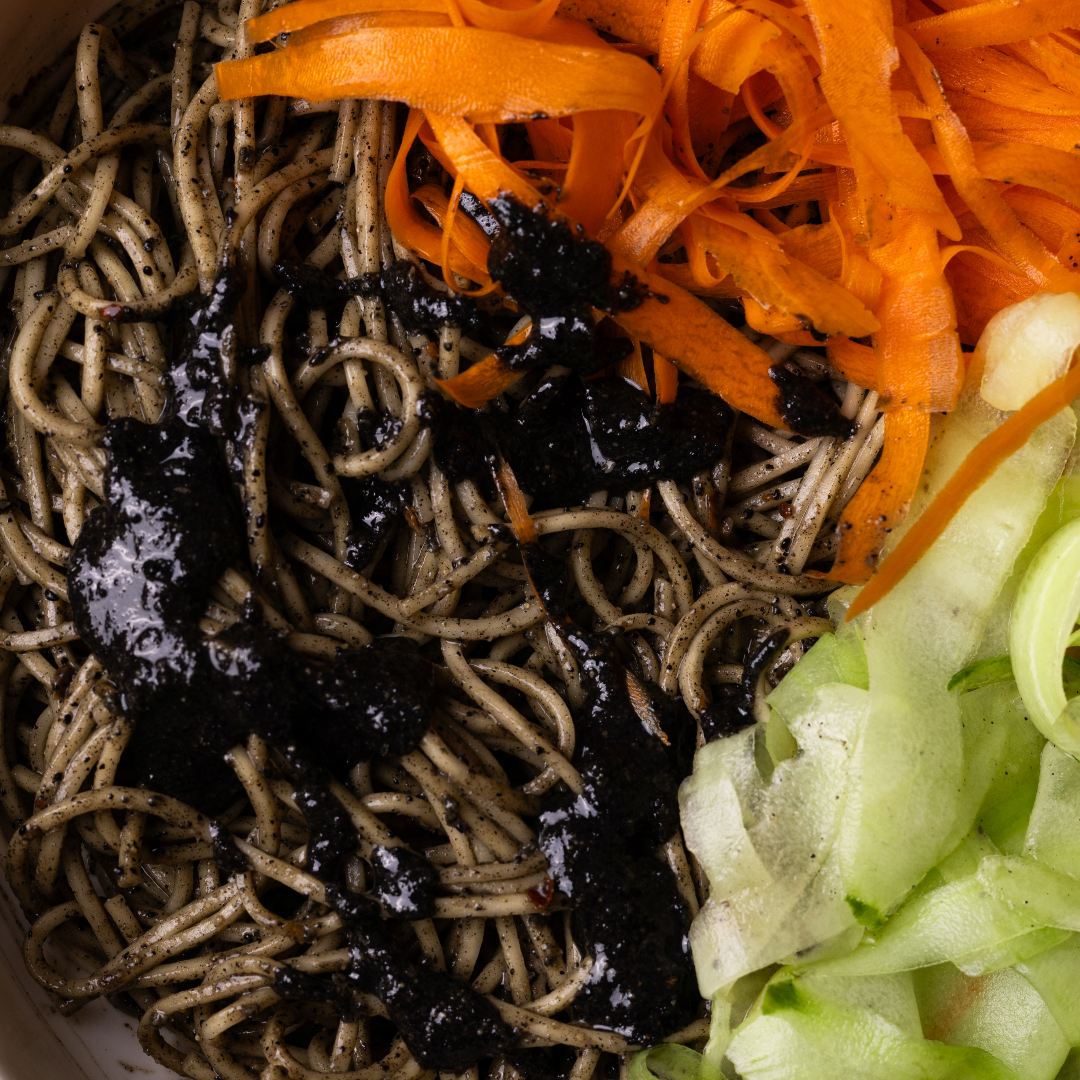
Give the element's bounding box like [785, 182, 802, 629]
[768, 364, 855, 439]
[435, 374, 737, 510]
[538, 628, 698, 1044]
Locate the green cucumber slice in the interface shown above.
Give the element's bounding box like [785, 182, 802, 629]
[727, 978, 1021, 1080]
[840, 397, 1075, 922]
[1025, 742, 1080, 878]
[1016, 934, 1080, 1046]
[948, 656, 1015, 694]
[681, 682, 868, 993]
[1010, 517, 1080, 757]
[766, 624, 869, 723]
[914, 964, 1070, 1080]
[803, 855, 1080, 980]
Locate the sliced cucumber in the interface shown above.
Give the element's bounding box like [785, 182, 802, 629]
[805, 852, 1080, 980]
[913, 964, 1071, 1080]
[972, 685, 1047, 852]
[1010, 517, 1080, 757]
[1024, 742, 1080, 877]
[681, 682, 869, 993]
[726, 977, 1020, 1080]
[841, 399, 1075, 922]
[1016, 934, 1080, 1047]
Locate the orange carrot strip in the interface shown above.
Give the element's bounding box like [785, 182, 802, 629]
[411, 183, 493, 275]
[926, 47, 1080, 116]
[215, 27, 662, 121]
[616, 338, 650, 393]
[742, 76, 782, 138]
[1003, 35, 1080, 98]
[680, 219, 729, 290]
[938, 244, 1030, 274]
[608, 132, 704, 264]
[425, 112, 544, 207]
[384, 109, 487, 278]
[653, 262, 742, 298]
[659, 0, 711, 178]
[1000, 188, 1080, 251]
[847, 134, 964, 412]
[906, 0, 1080, 50]
[779, 221, 844, 282]
[694, 10, 780, 94]
[896, 29, 1080, 294]
[944, 239, 1040, 346]
[558, 111, 637, 233]
[826, 338, 878, 389]
[562, 0, 783, 95]
[245, 0, 445, 41]
[947, 93, 1080, 153]
[742, 300, 809, 337]
[495, 458, 538, 544]
[436, 356, 521, 407]
[526, 118, 573, 163]
[692, 213, 880, 338]
[918, 142, 1080, 215]
[875, 208, 965, 412]
[687, 74, 736, 169]
[653, 351, 679, 404]
[736, 171, 841, 211]
[286, 10, 449, 43]
[610, 106, 832, 265]
[440, 174, 467, 290]
[561, 0, 666, 51]
[437, 323, 533, 407]
[831, 408, 931, 585]
[609, 255, 788, 429]
[845, 358, 1080, 618]
[802, 0, 957, 236]
[456, 0, 561, 36]
[510, 160, 571, 171]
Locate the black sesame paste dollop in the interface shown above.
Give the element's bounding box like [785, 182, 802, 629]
[434, 373, 736, 509]
[538, 629, 699, 1044]
[485, 196, 645, 375]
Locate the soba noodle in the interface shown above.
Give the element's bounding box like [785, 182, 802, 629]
[0, 4, 875, 1078]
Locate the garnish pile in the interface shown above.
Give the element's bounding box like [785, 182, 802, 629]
[217, 0, 1080, 593]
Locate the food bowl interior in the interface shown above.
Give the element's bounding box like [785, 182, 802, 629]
[0, 0, 114, 121]
[0, 4, 173, 1078]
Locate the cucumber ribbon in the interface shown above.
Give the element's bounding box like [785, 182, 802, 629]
[1010, 516, 1080, 758]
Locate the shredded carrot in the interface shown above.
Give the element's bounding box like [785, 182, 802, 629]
[494, 458, 538, 545]
[653, 351, 679, 404]
[846, 357, 1080, 619]
[826, 338, 878, 390]
[215, 27, 662, 121]
[897, 29, 1080, 294]
[437, 355, 523, 407]
[616, 338, 650, 393]
[905, 0, 1080, 51]
[213, 0, 1080, 600]
[802, 0, 957, 235]
[437, 324, 532, 407]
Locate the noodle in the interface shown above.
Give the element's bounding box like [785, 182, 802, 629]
[0, 4, 877, 1078]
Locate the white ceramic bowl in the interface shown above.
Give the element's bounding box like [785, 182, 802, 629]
[0, 6, 174, 1079]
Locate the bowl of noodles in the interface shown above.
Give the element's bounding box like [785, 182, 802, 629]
[1, 2, 1080, 1080]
